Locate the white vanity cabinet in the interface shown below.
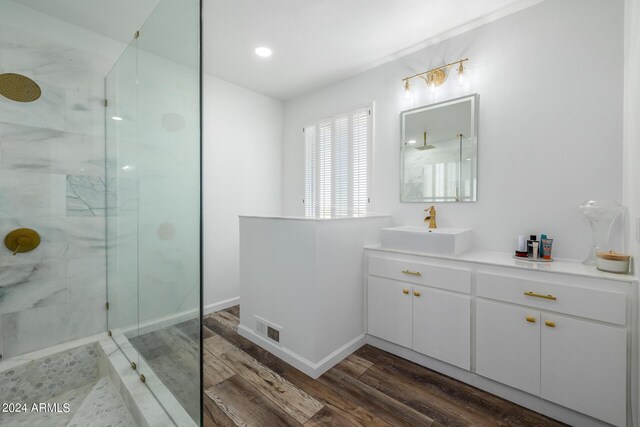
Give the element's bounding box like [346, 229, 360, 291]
[476, 272, 628, 426]
[540, 313, 626, 426]
[367, 254, 471, 370]
[476, 299, 541, 396]
[365, 247, 636, 427]
[412, 285, 470, 370]
[367, 276, 413, 348]
[476, 300, 626, 426]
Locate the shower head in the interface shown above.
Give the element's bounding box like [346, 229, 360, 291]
[0, 73, 41, 102]
[415, 131, 436, 151]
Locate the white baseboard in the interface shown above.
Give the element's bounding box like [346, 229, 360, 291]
[238, 324, 365, 379]
[366, 335, 609, 427]
[112, 297, 238, 338]
[204, 297, 240, 315]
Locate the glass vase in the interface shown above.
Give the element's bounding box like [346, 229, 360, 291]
[579, 200, 625, 265]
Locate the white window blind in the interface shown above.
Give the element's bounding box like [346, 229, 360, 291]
[304, 106, 371, 218]
[334, 116, 349, 216]
[352, 110, 369, 216]
[318, 121, 332, 218]
[423, 161, 459, 201]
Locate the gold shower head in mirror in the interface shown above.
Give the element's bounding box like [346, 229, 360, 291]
[0, 73, 42, 102]
[415, 131, 436, 151]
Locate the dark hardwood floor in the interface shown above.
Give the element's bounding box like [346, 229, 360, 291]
[203, 306, 566, 427]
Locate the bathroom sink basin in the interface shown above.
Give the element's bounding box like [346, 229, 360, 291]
[380, 226, 473, 256]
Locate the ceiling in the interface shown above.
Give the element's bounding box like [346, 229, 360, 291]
[12, 0, 541, 100]
[11, 0, 160, 44]
[203, 0, 541, 100]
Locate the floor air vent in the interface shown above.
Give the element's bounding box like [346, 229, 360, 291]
[255, 316, 282, 344]
[267, 326, 280, 342]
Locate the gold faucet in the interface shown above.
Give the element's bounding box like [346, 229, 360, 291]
[424, 206, 437, 229]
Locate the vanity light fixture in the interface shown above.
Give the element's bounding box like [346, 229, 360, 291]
[111, 116, 123, 121]
[402, 58, 468, 93]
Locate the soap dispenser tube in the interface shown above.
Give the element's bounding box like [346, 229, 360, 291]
[541, 238, 553, 260]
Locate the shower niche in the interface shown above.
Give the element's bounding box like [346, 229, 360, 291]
[400, 94, 478, 203]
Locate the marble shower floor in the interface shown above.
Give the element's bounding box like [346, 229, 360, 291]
[0, 376, 136, 427]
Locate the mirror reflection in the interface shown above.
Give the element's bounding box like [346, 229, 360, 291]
[401, 94, 478, 202]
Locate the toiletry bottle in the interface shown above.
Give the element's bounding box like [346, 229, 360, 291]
[541, 238, 553, 260]
[518, 235, 526, 252]
[532, 241, 539, 260]
[516, 235, 528, 257]
[527, 235, 538, 257]
[539, 234, 547, 257]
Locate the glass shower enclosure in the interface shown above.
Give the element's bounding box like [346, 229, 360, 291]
[105, 0, 201, 425]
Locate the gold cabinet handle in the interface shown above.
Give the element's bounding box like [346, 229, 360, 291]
[402, 288, 409, 295]
[524, 291, 557, 301]
[402, 270, 422, 277]
[413, 290, 421, 297]
[526, 315, 536, 323]
[545, 320, 556, 328]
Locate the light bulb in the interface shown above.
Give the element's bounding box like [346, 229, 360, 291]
[430, 81, 436, 94]
[457, 62, 465, 85]
[404, 80, 411, 99]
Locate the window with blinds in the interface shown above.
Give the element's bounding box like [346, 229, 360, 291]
[304, 106, 371, 218]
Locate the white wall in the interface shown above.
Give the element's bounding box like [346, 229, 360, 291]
[203, 74, 284, 309]
[624, 0, 640, 268]
[282, 0, 624, 260]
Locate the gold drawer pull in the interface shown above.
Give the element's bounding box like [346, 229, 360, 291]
[524, 291, 556, 301]
[526, 315, 536, 323]
[402, 270, 422, 277]
[545, 320, 556, 328]
[413, 290, 421, 297]
[402, 288, 409, 295]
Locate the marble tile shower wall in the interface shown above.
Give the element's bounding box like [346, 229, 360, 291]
[0, 22, 115, 358]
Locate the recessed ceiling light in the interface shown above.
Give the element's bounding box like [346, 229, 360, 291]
[407, 140, 417, 145]
[254, 47, 272, 58]
[111, 116, 123, 121]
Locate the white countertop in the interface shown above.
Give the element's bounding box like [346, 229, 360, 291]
[240, 213, 391, 221]
[364, 244, 638, 283]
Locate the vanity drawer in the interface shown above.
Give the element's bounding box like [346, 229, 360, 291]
[368, 255, 471, 294]
[476, 272, 626, 325]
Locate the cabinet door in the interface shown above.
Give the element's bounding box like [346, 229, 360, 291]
[476, 299, 541, 395]
[541, 314, 626, 427]
[367, 276, 413, 348]
[412, 285, 471, 369]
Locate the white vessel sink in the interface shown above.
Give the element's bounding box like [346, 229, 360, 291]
[380, 226, 473, 256]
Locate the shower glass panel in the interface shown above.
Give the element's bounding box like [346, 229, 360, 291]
[106, 37, 139, 366]
[106, 0, 201, 424]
